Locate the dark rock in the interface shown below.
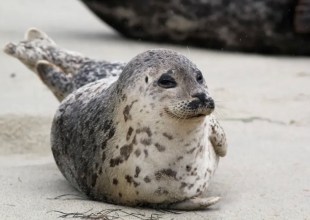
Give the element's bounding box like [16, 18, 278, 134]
[81, 0, 310, 55]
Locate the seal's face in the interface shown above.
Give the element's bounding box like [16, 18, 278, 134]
[154, 68, 214, 119]
[119, 49, 214, 121]
[142, 57, 214, 120]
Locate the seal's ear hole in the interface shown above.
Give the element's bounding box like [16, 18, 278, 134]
[145, 76, 148, 83]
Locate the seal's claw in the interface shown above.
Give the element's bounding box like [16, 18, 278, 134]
[167, 197, 221, 210]
[3, 42, 17, 56]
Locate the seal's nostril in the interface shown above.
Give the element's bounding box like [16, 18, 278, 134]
[191, 93, 215, 109]
[191, 93, 207, 102]
[208, 99, 215, 109]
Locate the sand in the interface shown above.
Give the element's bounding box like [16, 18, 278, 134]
[0, 0, 309, 219]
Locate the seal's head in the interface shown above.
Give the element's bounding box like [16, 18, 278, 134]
[117, 49, 214, 121]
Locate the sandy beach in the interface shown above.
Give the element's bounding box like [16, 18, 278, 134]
[0, 0, 309, 219]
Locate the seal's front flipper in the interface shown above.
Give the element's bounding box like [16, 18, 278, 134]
[209, 115, 227, 157]
[167, 197, 220, 210]
[36, 61, 74, 101]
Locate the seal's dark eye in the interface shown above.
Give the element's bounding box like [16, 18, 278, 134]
[157, 74, 177, 88]
[196, 71, 203, 84]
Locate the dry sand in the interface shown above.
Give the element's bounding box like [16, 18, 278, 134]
[0, 0, 309, 219]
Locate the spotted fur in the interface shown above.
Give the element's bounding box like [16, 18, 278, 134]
[4, 28, 228, 210]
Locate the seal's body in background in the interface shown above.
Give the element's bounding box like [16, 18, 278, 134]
[4, 29, 227, 210]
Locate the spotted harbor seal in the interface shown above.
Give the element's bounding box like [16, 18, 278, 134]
[4, 29, 227, 210]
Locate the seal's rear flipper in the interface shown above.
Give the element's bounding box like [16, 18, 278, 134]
[4, 29, 54, 56]
[3, 42, 17, 56]
[3, 28, 89, 74]
[4, 28, 57, 71]
[25, 28, 56, 44]
[36, 61, 74, 101]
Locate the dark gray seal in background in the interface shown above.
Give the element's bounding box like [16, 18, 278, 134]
[81, 0, 310, 55]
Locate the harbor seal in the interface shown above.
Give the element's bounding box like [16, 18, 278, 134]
[4, 29, 227, 210]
